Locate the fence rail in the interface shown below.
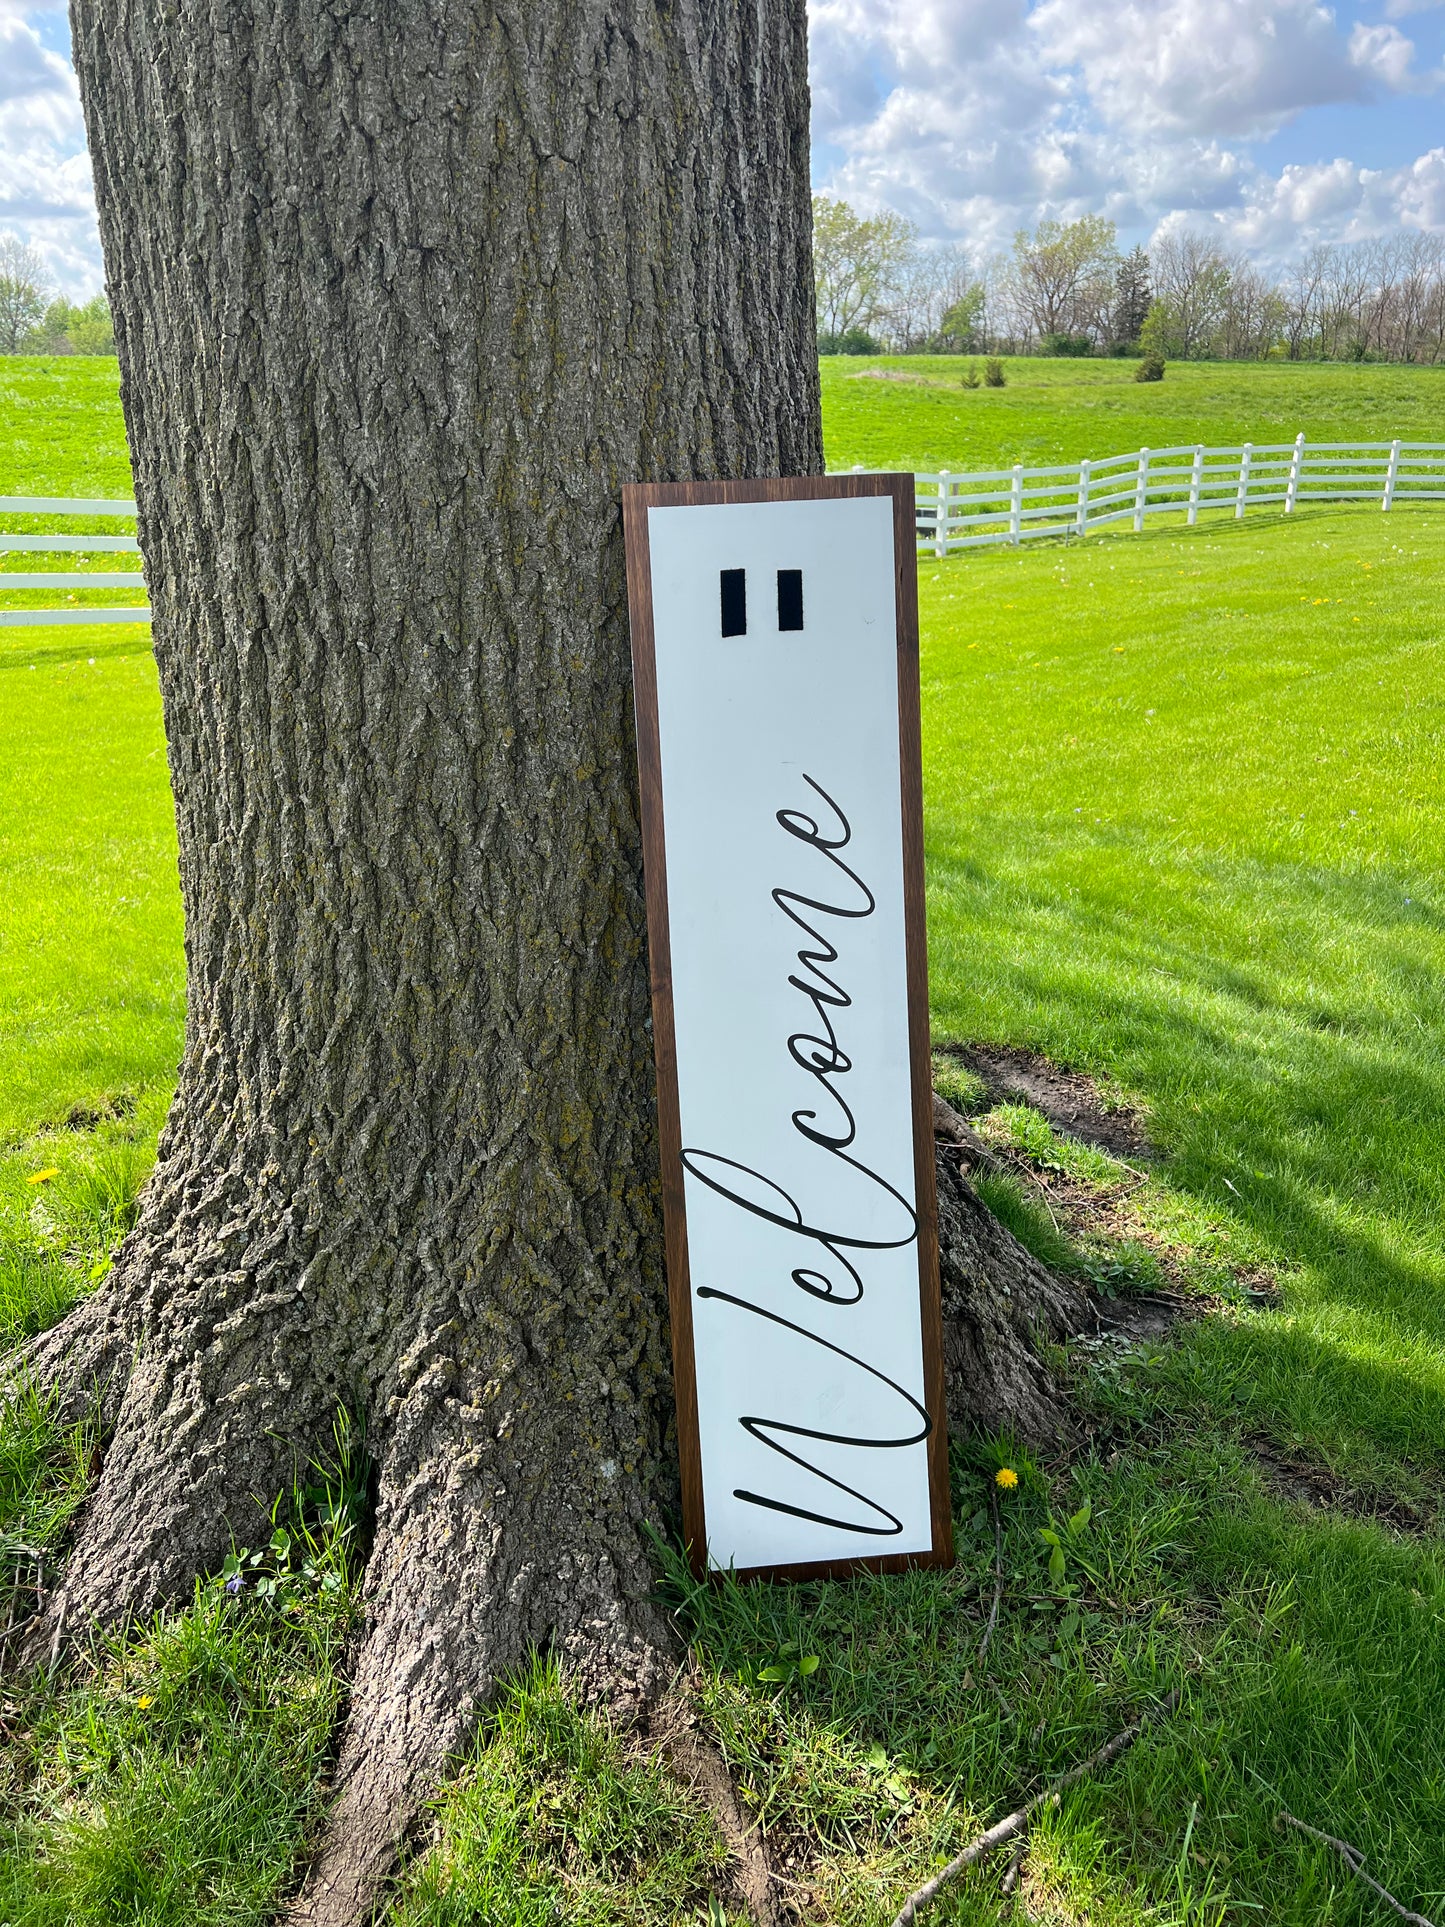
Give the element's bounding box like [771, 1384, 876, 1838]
[0, 496, 149, 627]
[6, 443, 1443, 626]
[903, 436, 1445, 556]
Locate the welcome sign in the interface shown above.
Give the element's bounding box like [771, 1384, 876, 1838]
[623, 475, 952, 1582]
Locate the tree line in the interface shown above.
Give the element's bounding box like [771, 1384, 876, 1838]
[0, 234, 115, 356]
[815, 196, 1445, 364]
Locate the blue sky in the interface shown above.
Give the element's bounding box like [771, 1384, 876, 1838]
[4, 0, 1445, 295]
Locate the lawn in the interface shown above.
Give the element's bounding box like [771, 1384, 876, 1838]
[1, 358, 1443, 1925]
[822, 352, 1445, 474]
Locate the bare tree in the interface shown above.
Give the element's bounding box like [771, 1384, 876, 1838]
[812, 194, 918, 341]
[1005, 215, 1118, 347]
[1220, 257, 1285, 361]
[1143, 231, 1231, 359]
[879, 241, 982, 352]
[0, 233, 53, 353]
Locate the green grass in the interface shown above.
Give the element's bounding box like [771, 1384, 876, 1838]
[2, 357, 1443, 1922]
[0, 626, 181, 1145]
[390, 1658, 726, 1924]
[823, 353, 1445, 473]
[0, 1408, 364, 1927]
[0, 359, 132, 498]
[922, 509, 1445, 1489]
[0, 359, 177, 1149]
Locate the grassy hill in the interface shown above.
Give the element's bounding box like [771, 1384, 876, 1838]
[1, 358, 1443, 1925]
[822, 353, 1445, 473]
[5, 351, 1445, 496]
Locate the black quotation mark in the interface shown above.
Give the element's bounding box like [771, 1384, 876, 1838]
[719, 569, 804, 638]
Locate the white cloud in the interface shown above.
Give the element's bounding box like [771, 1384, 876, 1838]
[806, 0, 1445, 262]
[1032, 0, 1372, 138]
[1348, 20, 1433, 90]
[1203, 147, 1445, 250]
[0, 10, 99, 295]
[0, 0, 1442, 299]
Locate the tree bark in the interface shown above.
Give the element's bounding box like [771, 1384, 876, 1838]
[8, 2, 1080, 1918]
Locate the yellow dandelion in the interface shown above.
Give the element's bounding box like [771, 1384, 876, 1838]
[26, 1168, 60, 1185]
[1112, 646, 1125, 653]
[995, 1467, 1019, 1490]
[136, 1694, 153, 1710]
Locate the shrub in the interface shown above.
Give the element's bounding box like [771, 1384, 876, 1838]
[1135, 354, 1165, 382]
[983, 357, 1006, 387]
[1041, 332, 1093, 357]
[817, 328, 881, 356]
[960, 360, 981, 389]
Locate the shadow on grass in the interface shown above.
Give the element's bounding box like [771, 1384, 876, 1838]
[929, 846, 1445, 1473]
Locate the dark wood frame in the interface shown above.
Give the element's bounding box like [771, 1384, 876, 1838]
[622, 473, 953, 1583]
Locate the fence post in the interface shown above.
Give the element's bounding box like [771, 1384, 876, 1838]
[1075, 459, 1090, 537]
[1285, 433, 1304, 514]
[935, 470, 951, 559]
[1382, 438, 1401, 512]
[1009, 464, 1023, 547]
[1133, 448, 1150, 533]
[1187, 446, 1203, 527]
[1235, 443, 1253, 519]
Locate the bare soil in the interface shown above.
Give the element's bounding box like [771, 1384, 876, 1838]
[1249, 1438, 1438, 1537]
[946, 1044, 1154, 1161]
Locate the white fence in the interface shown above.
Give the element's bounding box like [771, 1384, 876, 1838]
[906, 436, 1445, 556]
[0, 496, 149, 627]
[6, 442, 1443, 626]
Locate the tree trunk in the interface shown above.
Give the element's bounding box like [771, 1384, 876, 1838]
[10, 2, 1080, 1918]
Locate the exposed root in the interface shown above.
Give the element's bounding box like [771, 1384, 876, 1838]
[16, 1306, 335, 1669]
[655, 1685, 784, 1927]
[933, 1146, 1088, 1440]
[1, 1282, 133, 1428]
[285, 1426, 674, 1927]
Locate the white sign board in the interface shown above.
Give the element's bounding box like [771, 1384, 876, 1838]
[624, 476, 951, 1581]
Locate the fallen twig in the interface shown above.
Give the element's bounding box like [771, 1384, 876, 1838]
[888, 1689, 1181, 1927]
[1280, 1812, 1436, 1927]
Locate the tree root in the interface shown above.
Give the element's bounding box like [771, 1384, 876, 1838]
[933, 1144, 1089, 1440]
[653, 1684, 784, 1927]
[1, 1283, 133, 1429]
[1, 1130, 1089, 1926]
[282, 1414, 675, 1927]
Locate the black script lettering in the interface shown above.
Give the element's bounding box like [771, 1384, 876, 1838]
[681, 774, 927, 1537]
[697, 1288, 930, 1535]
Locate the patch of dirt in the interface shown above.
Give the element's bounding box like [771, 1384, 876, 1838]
[1249, 1437, 1437, 1536]
[936, 1058, 1278, 1320]
[946, 1045, 1154, 1161]
[1093, 1293, 1192, 1342]
[62, 1093, 137, 1131]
